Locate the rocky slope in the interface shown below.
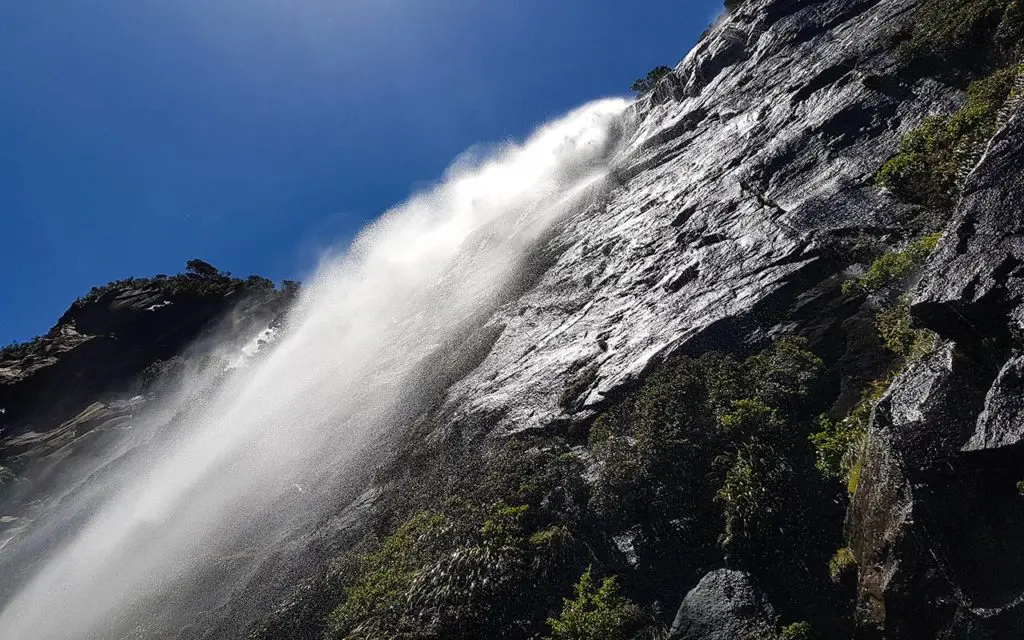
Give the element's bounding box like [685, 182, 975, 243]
[0, 266, 296, 508]
[4, 0, 1024, 638]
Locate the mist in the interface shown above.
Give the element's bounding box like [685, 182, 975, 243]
[0, 98, 630, 640]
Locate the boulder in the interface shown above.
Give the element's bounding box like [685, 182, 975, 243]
[668, 569, 776, 640]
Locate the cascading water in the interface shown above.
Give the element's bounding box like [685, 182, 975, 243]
[0, 98, 630, 640]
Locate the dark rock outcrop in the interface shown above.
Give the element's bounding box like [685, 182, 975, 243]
[0, 273, 293, 465]
[668, 569, 777, 640]
[848, 87, 1024, 638]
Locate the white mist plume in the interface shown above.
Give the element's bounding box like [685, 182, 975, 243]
[0, 98, 630, 640]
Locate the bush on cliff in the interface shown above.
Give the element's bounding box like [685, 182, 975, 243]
[630, 66, 673, 95]
[899, 0, 1023, 71]
[590, 337, 835, 585]
[876, 65, 1022, 209]
[546, 568, 649, 640]
[842, 232, 941, 296]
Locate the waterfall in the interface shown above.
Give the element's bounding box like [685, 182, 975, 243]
[0, 98, 630, 640]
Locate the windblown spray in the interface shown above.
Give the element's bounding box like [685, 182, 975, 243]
[0, 98, 630, 640]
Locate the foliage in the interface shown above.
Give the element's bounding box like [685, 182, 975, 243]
[328, 510, 447, 634]
[876, 66, 1022, 209]
[0, 336, 45, 362]
[745, 336, 824, 414]
[73, 259, 296, 310]
[876, 300, 938, 362]
[716, 400, 792, 552]
[589, 355, 723, 534]
[1, 261, 297, 367]
[630, 66, 673, 95]
[810, 378, 892, 490]
[779, 621, 814, 640]
[842, 232, 941, 296]
[898, 0, 1024, 70]
[546, 568, 647, 640]
[313, 338, 836, 640]
[589, 336, 833, 582]
[828, 547, 858, 584]
[185, 258, 222, 278]
[327, 445, 584, 640]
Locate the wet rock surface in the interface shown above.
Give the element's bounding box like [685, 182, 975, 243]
[6, 0, 1024, 638]
[668, 569, 777, 640]
[847, 87, 1024, 637]
[439, 0, 958, 438]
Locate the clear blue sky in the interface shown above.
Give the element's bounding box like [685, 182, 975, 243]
[1, 0, 722, 344]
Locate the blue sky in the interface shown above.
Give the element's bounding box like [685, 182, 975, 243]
[1, 0, 722, 344]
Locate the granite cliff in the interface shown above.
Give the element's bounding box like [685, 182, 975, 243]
[3, 0, 1024, 638]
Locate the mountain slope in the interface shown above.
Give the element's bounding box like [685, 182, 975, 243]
[3, 0, 1024, 638]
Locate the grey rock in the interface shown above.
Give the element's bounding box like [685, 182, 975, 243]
[668, 569, 776, 640]
[439, 0, 960, 438]
[853, 100, 1024, 632]
[965, 355, 1024, 451]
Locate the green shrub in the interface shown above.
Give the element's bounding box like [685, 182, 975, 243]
[589, 356, 722, 531]
[876, 300, 938, 362]
[810, 378, 891, 489]
[0, 336, 45, 362]
[71, 259, 296, 311]
[780, 621, 814, 640]
[590, 337, 826, 565]
[716, 400, 791, 551]
[328, 510, 446, 634]
[876, 66, 1022, 209]
[328, 492, 579, 640]
[745, 336, 824, 415]
[898, 0, 1024, 69]
[630, 65, 673, 95]
[546, 568, 646, 640]
[842, 232, 941, 296]
[828, 547, 858, 584]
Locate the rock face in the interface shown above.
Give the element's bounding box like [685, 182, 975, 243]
[5, 0, 1024, 638]
[668, 569, 777, 640]
[0, 273, 292, 467]
[844, 98, 1024, 638]
[439, 0, 957, 437]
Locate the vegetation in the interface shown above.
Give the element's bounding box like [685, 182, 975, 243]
[716, 399, 793, 553]
[876, 300, 937, 362]
[588, 335, 843, 605]
[327, 510, 447, 635]
[828, 548, 858, 584]
[280, 336, 849, 640]
[876, 66, 1022, 209]
[630, 66, 673, 95]
[74, 259, 245, 308]
[779, 621, 814, 640]
[546, 568, 647, 640]
[323, 439, 587, 640]
[810, 377, 891, 492]
[898, 0, 1023, 71]
[0, 336, 46, 362]
[842, 232, 941, 296]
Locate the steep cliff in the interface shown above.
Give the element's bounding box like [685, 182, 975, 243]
[3, 0, 1024, 638]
